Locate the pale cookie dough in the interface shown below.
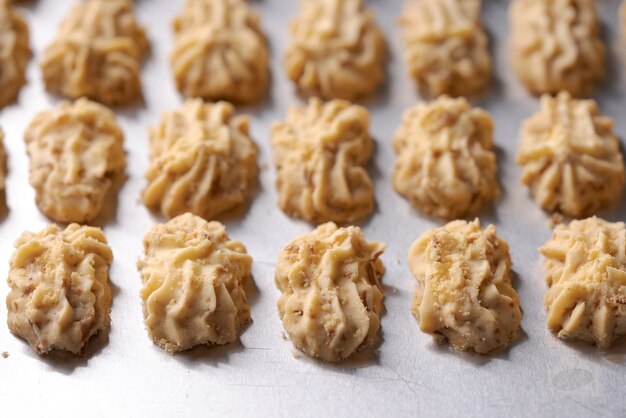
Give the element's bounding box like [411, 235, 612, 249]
[137, 213, 253, 353]
[6, 224, 113, 355]
[143, 100, 258, 220]
[408, 219, 521, 354]
[24, 99, 127, 224]
[0, 0, 29, 108]
[393, 96, 499, 219]
[540, 217, 626, 348]
[285, 0, 385, 100]
[275, 222, 385, 362]
[171, 0, 269, 104]
[41, 0, 148, 105]
[271, 98, 374, 224]
[510, 0, 605, 96]
[516, 93, 625, 217]
[399, 0, 491, 98]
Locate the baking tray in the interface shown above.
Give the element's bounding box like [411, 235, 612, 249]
[1, 0, 625, 417]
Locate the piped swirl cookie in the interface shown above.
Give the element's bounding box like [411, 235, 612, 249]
[271, 98, 374, 224]
[171, 0, 269, 103]
[399, 0, 491, 98]
[285, 0, 385, 100]
[0, 0, 30, 108]
[24, 99, 127, 224]
[41, 0, 148, 105]
[540, 217, 626, 348]
[516, 93, 625, 217]
[392, 96, 499, 219]
[509, 0, 604, 96]
[143, 100, 258, 220]
[408, 219, 521, 354]
[275, 222, 385, 362]
[6, 224, 113, 355]
[137, 213, 253, 352]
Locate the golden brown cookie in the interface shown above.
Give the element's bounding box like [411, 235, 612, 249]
[393, 96, 499, 219]
[41, 0, 148, 105]
[275, 222, 385, 362]
[399, 0, 491, 98]
[516, 93, 625, 217]
[0, 0, 30, 108]
[271, 98, 374, 224]
[171, 0, 269, 103]
[6, 224, 113, 355]
[138, 213, 253, 353]
[24, 99, 127, 224]
[540, 217, 626, 348]
[285, 0, 385, 100]
[408, 219, 521, 354]
[509, 0, 604, 96]
[143, 100, 258, 220]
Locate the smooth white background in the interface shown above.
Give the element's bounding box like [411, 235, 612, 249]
[1, 1, 625, 417]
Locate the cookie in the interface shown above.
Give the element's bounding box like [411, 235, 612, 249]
[393, 96, 499, 219]
[275, 222, 385, 362]
[399, 0, 491, 98]
[510, 0, 604, 96]
[540, 217, 626, 348]
[517, 93, 625, 217]
[143, 100, 258, 220]
[271, 98, 374, 224]
[285, 0, 385, 100]
[171, 0, 269, 104]
[0, 0, 30, 108]
[6, 224, 113, 355]
[24, 99, 127, 224]
[41, 0, 148, 105]
[138, 213, 253, 353]
[408, 219, 521, 354]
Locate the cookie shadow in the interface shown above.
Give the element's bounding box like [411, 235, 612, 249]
[90, 172, 128, 228]
[24, 329, 111, 375]
[549, 334, 626, 364]
[423, 326, 528, 366]
[170, 339, 246, 366]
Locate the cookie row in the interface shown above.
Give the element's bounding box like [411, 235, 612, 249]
[0, 0, 617, 109]
[0, 92, 623, 226]
[7, 213, 625, 360]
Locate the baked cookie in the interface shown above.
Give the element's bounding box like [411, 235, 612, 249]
[408, 219, 521, 354]
[271, 98, 374, 224]
[171, 0, 269, 104]
[143, 100, 258, 220]
[0, 0, 29, 108]
[516, 93, 625, 217]
[24, 99, 127, 224]
[275, 222, 385, 362]
[540, 217, 626, 348]
[510, 0, 604, 96]
[399, 0, 491, 98]
[6, 224, 113, 355]
[393, 96, 499, 219]
[285, 0, 385, 100]
[138, 213, 253, 353]
[41, 0, 148, 105]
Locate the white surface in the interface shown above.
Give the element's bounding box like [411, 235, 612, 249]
[1, 1, 626, 417]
